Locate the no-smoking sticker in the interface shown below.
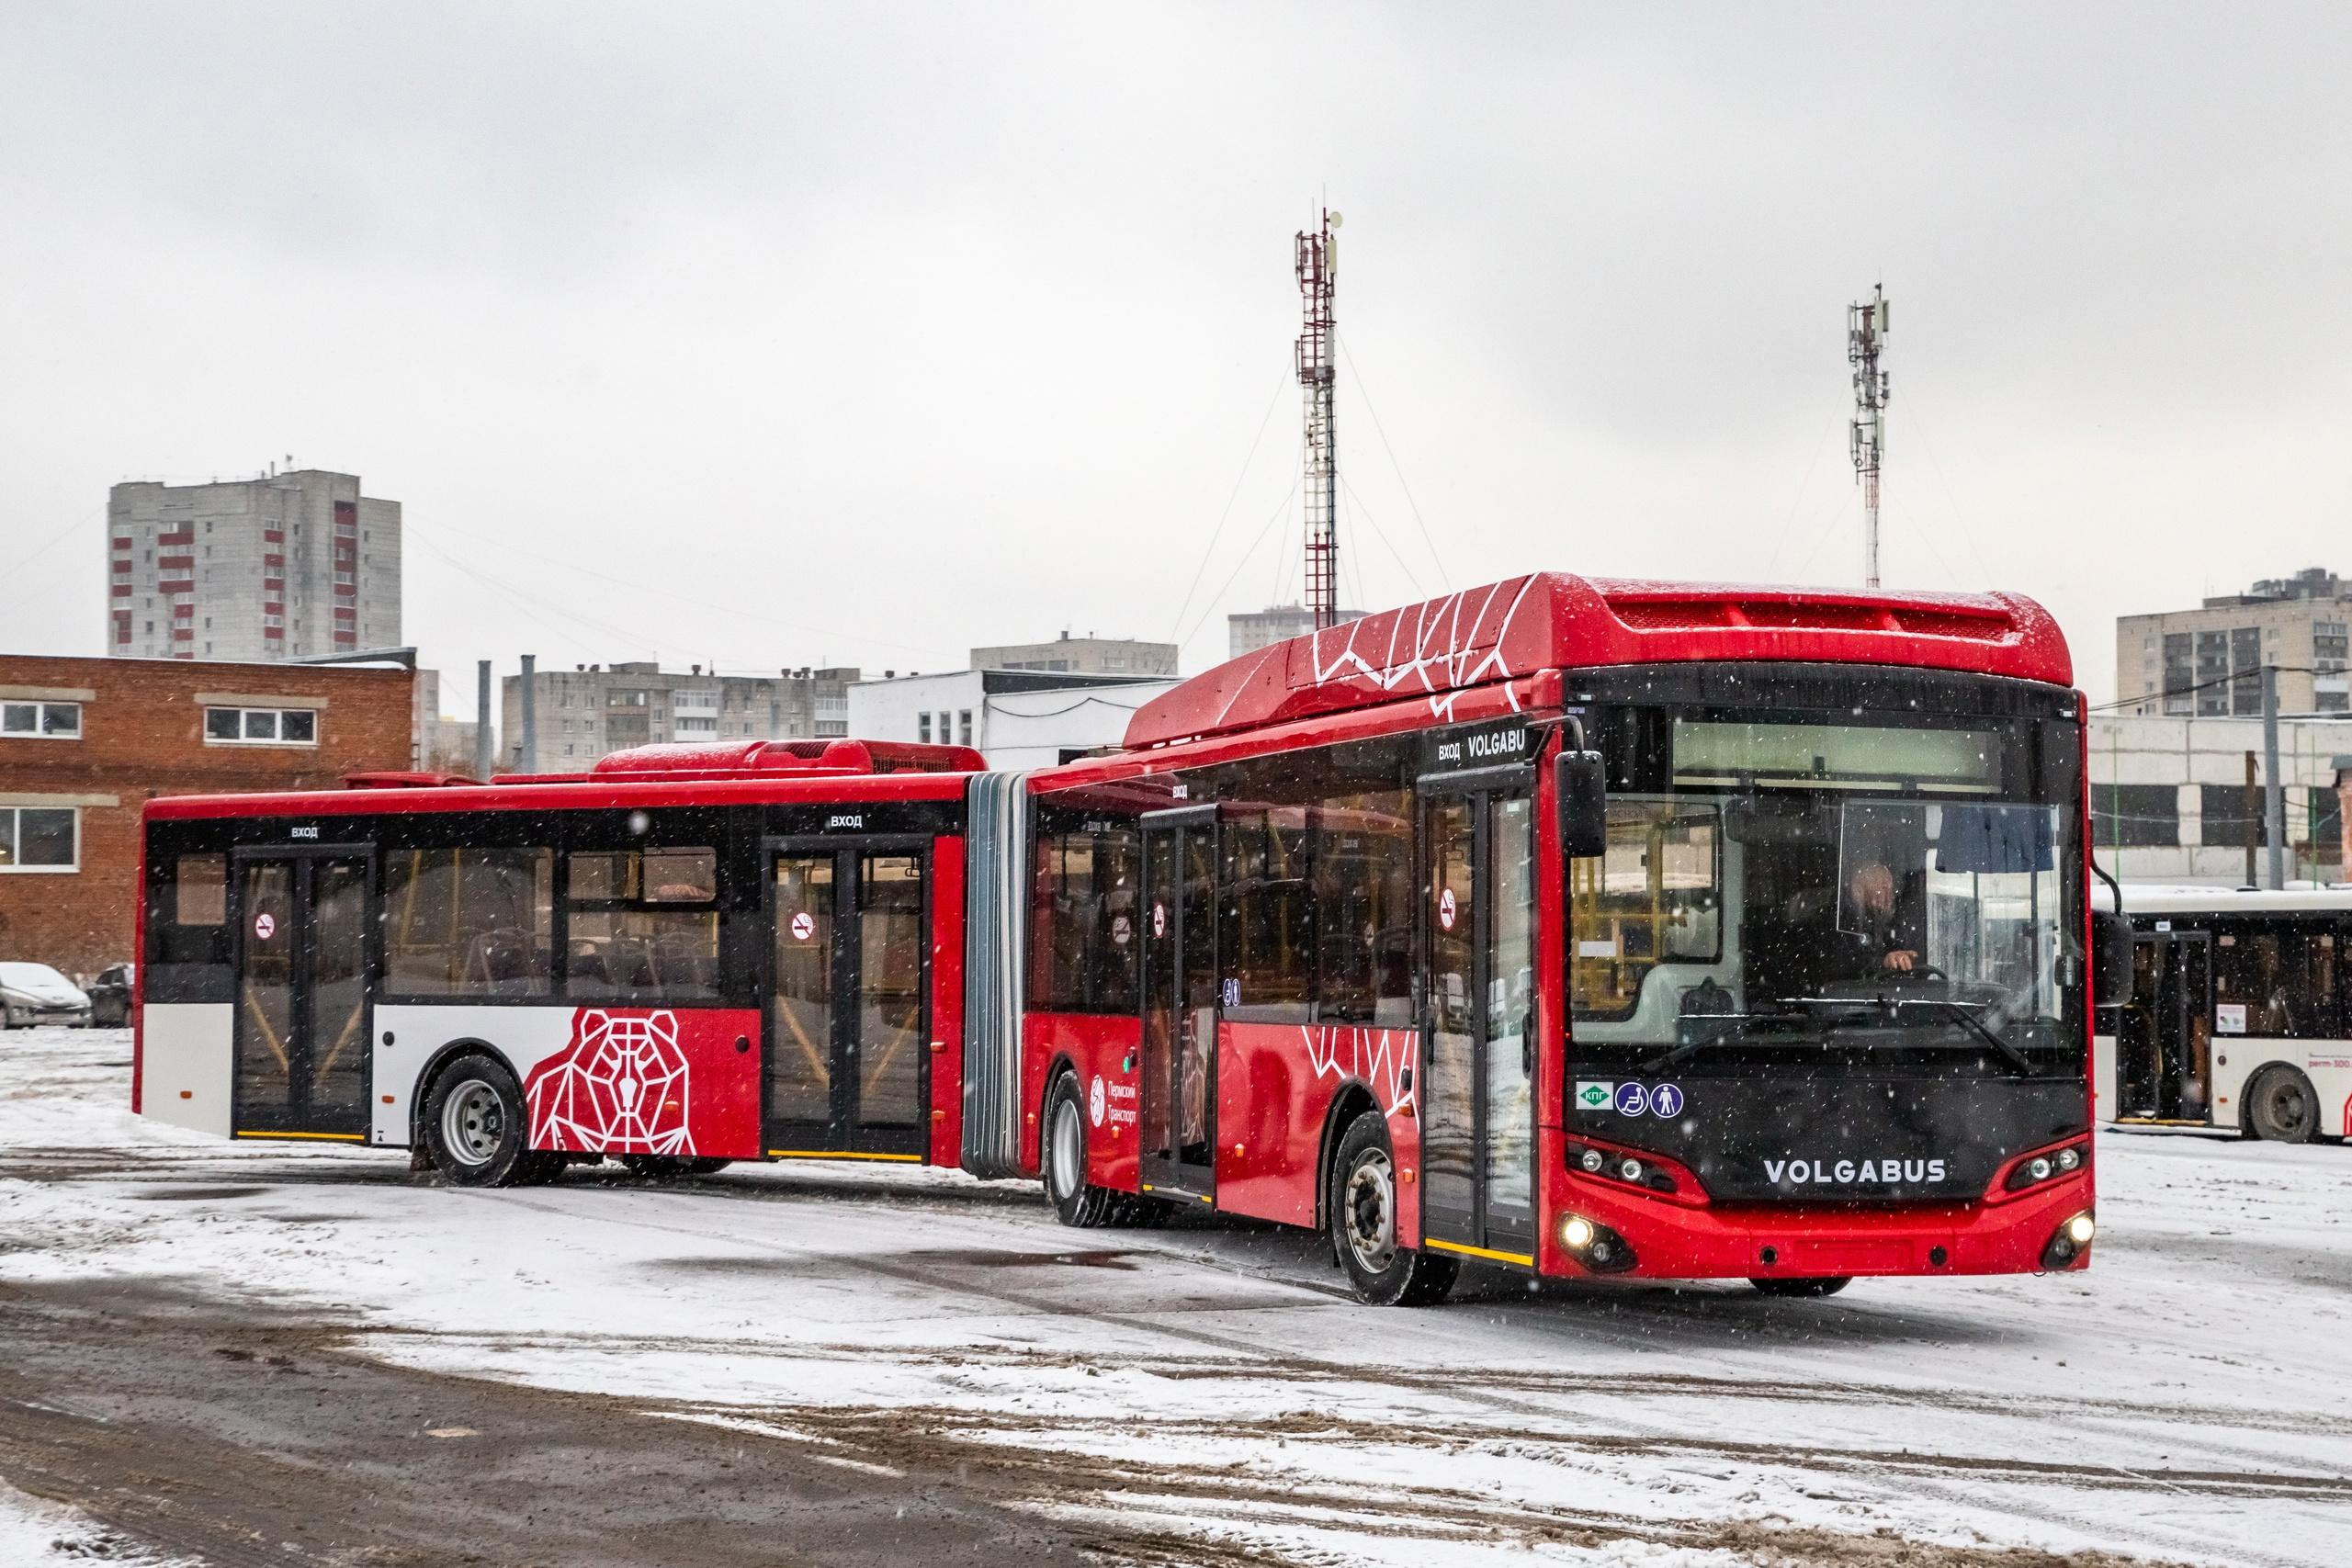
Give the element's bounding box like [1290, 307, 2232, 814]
[1437, 887, 1458, 931]
[253, 911, 276, 941]
[789, 909, 815, 942]
[1152, 902, 1167, 938]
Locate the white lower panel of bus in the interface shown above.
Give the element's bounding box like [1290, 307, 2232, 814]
[373, 1005, 587, 1148]
[2094, 1027, 2352, 1133]
[140, 1004, 233, 1138]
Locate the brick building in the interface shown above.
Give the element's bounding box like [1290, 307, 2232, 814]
[0, 654, 413, 976]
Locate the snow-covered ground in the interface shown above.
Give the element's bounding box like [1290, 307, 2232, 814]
[0, 1475, 190, 1567]
[4, 1027, 2347, 1567]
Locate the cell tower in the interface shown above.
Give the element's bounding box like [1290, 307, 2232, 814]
[1848, 284, 1891, 589]
[1295, 209, 1340, 629]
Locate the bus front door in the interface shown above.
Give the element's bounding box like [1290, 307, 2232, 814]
[231, 848, 372, 1141]
[2119, 931, 2212, 1122]
[1139, 807, 1217, 1202]
[1419, 783, 1539, 1264]
[765, 840, 930, 1160]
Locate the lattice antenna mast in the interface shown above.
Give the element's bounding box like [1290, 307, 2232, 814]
[1295, 209, 1341, 629]
[1848, 283, 1891, 589]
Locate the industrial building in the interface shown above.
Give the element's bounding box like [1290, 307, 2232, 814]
[2089, 712, 2348, 885]
[969, 635, 1177, 678]
[107, 468, 402, 662]
[847, 669, 1178, 769]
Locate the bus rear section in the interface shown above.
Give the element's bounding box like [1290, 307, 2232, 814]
[134, 740, 981, 1182]
[2093, 886, 2352, 1143]
[1011, 573, 2103, 1303]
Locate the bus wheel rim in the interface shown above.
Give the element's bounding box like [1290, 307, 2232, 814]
[1343, 1151, 1396, 1272]
[442, 1079, 503, 1166]
[1051, 1100, 1083, 1201]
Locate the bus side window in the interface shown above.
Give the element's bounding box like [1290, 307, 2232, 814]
[566, 847, 721, 1003]
[1314, 790, 1414, 1027]
[1029, 823, 1139, 1014]
[147, 851, 233, 1002]
[383, 848, 554, 998]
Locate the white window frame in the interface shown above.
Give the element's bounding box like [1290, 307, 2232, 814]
[204, 705, 321, 748]
[1, 701, 83, 740]
[0, 806, 79, 874]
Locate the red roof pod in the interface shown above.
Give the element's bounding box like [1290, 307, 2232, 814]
[585, 739, 985, 780]
[1124, 573, 2071, 749]
[344, 772, 479, 789]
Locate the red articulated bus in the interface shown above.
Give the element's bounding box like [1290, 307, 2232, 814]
[134, 573, 2120, 1305]
[998, 572, 2112, 1303]
[136, 739, 984, 1183]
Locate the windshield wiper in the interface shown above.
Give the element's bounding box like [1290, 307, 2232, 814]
[1637, 1014, 1812, 1074]
[1907, 998, 2037, 1076]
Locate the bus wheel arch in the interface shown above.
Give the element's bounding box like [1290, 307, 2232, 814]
[1316, 1082, 1380, 1236]
[1042, 1067, 1122, 1227]
[416, 1043, 562, 1187]
[2244, 1062, 2321, 1143]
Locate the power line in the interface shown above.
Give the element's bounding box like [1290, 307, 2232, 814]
[1168, 363, 1294, 642]
[1336, 332, 1448, 588]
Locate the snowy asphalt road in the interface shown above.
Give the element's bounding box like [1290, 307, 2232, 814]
[2, 1029, 2347, 1568]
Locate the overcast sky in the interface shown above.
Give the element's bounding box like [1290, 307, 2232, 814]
[6, 3, 2349, 716]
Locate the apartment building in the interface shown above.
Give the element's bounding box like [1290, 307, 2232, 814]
[1227, 604, 1364, 660]
[503, 662, 860, 773]
[107, 468, 401, 662]
[969, 635, 1178, 677]
[2115, 568, 2352, 716]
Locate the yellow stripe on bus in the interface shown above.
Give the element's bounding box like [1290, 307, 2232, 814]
[764, 1149, 923, 1162]
[235, 1130, 367, 1142]
[1423, 1236, 1536, 1268]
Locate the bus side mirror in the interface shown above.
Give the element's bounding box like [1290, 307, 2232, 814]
[1556, 750, 1608, 860]
[2091, 911, 2134, 1007]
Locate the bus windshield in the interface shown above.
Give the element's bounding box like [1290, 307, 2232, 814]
[1568, 702, 2083, 1075]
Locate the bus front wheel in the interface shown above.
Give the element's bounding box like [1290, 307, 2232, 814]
[422, 1054, 560, 1188]
[2245, 1064, 2321, 1143]
[1329, 1111, 1456, 1307]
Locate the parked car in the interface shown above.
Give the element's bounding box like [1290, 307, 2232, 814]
[0, 963, 92, 1028]
[85, 963, 134, 1028]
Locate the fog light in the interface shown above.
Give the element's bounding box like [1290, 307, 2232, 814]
[2041, 1209, 2095, 1269]
[2028, 1156, 2052, 1182]
[2056, 1146, 2082, 1173]
[1556, 1212, 1636, 1275]
[1579, 1147, 1605, 1174]
[1561, 1214, 1596, 1249]
[1618, 1157, 1644, 1182]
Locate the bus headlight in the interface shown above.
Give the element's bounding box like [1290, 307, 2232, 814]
[2055, 1146, 2082, 1174]
[2042, 1209, 2095, 1269]
[1579, 1148, 1605, 1174]
[2005, 1141, 2089, 1192]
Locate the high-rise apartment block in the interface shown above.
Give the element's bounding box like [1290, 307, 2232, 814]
[107, 469, 401, 661]
[2116, 568, 2352, 716]
[503, 662, 859, 773]
[969, 635, 1177, 677]
[1227, 604, 1364, 660]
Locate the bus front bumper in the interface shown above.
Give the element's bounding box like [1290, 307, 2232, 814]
[1536, 1172, 2096, 1281]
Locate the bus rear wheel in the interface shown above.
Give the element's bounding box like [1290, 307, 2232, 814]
[1749, 1276, 1851, 1298]
[423, 1054, 555, 1188]
[2245, 1065, 2321, 1143]
[1329, 1111, 1456, 1306]
[1043, 1073, 1125, 1227]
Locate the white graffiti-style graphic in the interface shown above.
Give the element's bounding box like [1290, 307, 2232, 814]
[1302, 576, 1541, 724]
[526, 1009, 695, 1155]
[1300, 1025, 1418, 1120]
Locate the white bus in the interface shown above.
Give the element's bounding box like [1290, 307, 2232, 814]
[2095, 885, 2352, 1142]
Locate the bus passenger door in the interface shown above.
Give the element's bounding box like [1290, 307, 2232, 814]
[1419, 784, 1538, 1263]
[2119, 931, 2211, 1122]
[765, 840, 930, 1159]
[231, 848, 372, 1141]
[1139, 807, 1217, 1201]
